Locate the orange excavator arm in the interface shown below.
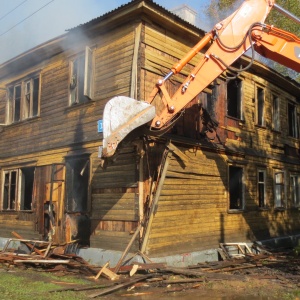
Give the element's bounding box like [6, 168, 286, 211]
[101, 0, 300, 158]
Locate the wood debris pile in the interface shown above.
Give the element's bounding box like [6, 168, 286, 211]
[0, 232, 97, 276]
[1, 236, 300, 298]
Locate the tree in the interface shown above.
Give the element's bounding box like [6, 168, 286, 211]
[205, 0, 300, 82]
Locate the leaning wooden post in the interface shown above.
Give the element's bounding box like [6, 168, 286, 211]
[113, 222, 143, 273]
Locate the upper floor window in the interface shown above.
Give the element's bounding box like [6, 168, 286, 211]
[229, 165, 244, 210]
[258, 169, 267, 208]
[6, 76, 40, 124]
[227, 78, 242, 119]
[290, 174, 300, 208]
[69, 46, 94, 105]
[288, 102, 298, 138]
[272, 94, 280, 131]
[256, 86, 265, 127]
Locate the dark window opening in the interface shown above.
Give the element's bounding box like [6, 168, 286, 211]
[288, 103, 298, 138]
[66, 157, 89, 212]
[227, 78, 242, 119]
[20, 167, 35, 210]
[229, 166, 244, 210]
[257, 87, 265, 126]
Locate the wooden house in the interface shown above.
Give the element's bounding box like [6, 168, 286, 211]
[0, 0, 299, 260]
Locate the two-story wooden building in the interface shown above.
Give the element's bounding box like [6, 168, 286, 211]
[0, 0, 299, 262]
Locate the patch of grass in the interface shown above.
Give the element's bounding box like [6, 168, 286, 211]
[0, 268, 92, 300]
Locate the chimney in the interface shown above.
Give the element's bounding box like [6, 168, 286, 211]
[171, 4, 197, 26]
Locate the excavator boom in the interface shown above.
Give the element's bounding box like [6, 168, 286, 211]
[101, 0, 300, 158]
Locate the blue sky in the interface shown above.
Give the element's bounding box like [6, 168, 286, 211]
[0, 0, 209, 64]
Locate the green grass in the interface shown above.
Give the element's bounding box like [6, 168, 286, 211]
[0, 268, 95, 300]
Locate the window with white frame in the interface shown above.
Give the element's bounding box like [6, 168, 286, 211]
[290, 174, 300, 208]
[256, 86, 265, 126]
[274, 171, 285, 208]
[258, 169, 267, 208]
[6, 76, 40, 124]
[69, 46, 94, 105]
[2, 167, 35, 211]
[229, 165, 244, 210]
[227, 78, 243, 119]
[272, 94, 280, 131]
[288, 102, 298, 138]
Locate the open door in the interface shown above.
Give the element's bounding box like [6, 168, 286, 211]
[32, 164, 65, 243]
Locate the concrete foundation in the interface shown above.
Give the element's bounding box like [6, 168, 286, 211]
[1, 234, 299, 267]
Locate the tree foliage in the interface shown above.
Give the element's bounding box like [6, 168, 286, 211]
[205, 0, 300, 82]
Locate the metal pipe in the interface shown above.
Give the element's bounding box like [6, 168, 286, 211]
[273, 3, 300, 24]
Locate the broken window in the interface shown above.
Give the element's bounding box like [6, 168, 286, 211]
[272, 94, 280, 131]
[258, 169, 267, 208]
[274, 171, 285, 208]
[66, 156, 90, 212]
[69, 46, 94, 105]
[256, 86, 265, 126]
[290, 175, 300, 208]
[6, 75, 40, 124]
[229, 166, 244, 210]
[288, 102, 298, 138]
[227, 78, 242, 119]
[2, 167, 34, 211]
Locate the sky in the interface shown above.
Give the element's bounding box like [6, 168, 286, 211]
[0, 0, 210, 64]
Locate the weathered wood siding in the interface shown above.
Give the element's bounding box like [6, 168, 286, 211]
[90, 147, 139, 251]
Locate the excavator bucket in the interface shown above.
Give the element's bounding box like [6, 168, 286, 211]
[101, 96, 156, 158]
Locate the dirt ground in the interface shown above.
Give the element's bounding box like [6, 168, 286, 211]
[1, 250, 300, 300]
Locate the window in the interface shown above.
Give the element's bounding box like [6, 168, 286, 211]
[2, 167, 34, 211]
[7, 76, 40, 124]
[274, 171, 285, 208]
[290, 175, 300, 208]
[227, 78, 242, 119]
[229, 166, 244, 210]
[257, 169, 267, 208]
[272, 94, 280, 131]
[69, 46, 93, 105]
[288, 102, 298, 138]
[66, 156, 89, 212]
[256, 86, 265, 126]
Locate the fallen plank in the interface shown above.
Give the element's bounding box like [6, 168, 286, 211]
[14, 259, 70, 264]
[88, 274, 153, 298]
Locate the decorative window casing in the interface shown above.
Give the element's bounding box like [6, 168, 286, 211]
[227, 78, 243, 120]
[229, 165, 244, 210]
[257, 169, 267, 208]
[69, 46, 94, 105]
[6, 75, 40, 124]
[290, 174, 300, 208]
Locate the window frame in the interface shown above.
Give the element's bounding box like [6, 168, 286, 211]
[287, 101, 299, 139]
[6, 74, 41, 124]
[272, 93, 280, 132]
[69, 46, 94, 106]
[1, 167, 35, 212]
[257, 169, 267, 209]
[228, 165, 245, 211]
[290, 174, 300, 208]
[274, 170, 286, 209]
[255, 84, 265, 127]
